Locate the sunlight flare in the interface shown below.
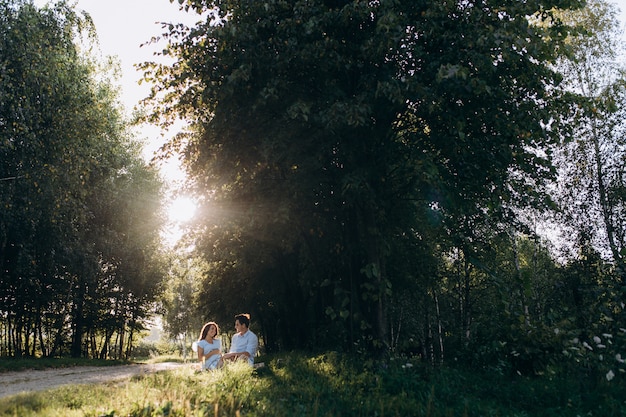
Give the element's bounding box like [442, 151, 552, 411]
[167, 196, 197, 224]
[162, 196, 197, 248]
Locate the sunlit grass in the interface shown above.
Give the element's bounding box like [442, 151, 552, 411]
[0, 352, 624, 416]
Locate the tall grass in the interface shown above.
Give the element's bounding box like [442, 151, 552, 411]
[0, 352, 623, 416]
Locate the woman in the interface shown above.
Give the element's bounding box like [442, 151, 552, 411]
[196, 321, 222, 370]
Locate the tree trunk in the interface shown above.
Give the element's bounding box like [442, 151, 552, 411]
[70, 279, 86, 358]
[363, 208, 388, 353]
[590, 118, 626, 282]
[434, 292, 444, 364]
[512, 236, 531, 327]
[100, 330, 112, 360]
[117, 323, 125, 360]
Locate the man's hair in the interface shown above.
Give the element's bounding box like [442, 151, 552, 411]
[235, 313, 251, 327]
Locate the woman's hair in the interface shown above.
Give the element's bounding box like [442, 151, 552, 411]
[199, 321, 220, 340]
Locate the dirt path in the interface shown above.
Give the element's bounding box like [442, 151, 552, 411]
[0, 362, 186, 398]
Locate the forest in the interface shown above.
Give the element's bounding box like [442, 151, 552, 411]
[1, 0, 625, 386]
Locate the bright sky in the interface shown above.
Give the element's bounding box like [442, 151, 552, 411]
[35, 0, 202, 184]
[64, 1, 196, 107]
[30, 1, 203, 246]
[78, 1, 201, 180]
[613, 0, 626, 35]
[40, 0, 202, 244]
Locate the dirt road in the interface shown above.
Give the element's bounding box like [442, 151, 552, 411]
[0, 362, 185, 398]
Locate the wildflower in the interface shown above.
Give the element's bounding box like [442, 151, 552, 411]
[572, 338, 579, 344]
[606, 370, 615, 381]
[583, 341, 593, 350]
[404, 363, 413, 368]
[602, 333, 613, 339]
[616, 354, 624, 363]
[593, 336, 601, 344]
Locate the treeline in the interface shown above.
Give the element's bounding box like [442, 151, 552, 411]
[0, 1, 164, 358]
[148, 0, 626, 379]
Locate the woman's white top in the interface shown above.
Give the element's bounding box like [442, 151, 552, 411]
[197, 338, 221, 370]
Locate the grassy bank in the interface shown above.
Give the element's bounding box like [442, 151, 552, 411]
[0, 352, 623, 416]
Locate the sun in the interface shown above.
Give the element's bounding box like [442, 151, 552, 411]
[162, 196, 197, 247]
[167, 196, 197, 224]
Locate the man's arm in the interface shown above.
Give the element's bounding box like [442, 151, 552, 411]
[223, 351, 249, 359]
[222, 333, 257, 361]
[222, 334, 246, 360]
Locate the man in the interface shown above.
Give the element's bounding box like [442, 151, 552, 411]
[219, 313, 258, 366]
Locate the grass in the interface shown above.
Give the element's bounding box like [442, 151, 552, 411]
[0, 354, 187, 373]
[0, 352, 623, 416]
[0, 357, 129, 373]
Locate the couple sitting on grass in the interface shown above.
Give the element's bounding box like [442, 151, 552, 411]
[196, 313, 258, 371]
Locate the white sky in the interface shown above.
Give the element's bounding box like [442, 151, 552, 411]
[65, 1, 198, 109]
[613, 0, 626, 39]
[73, 0, 202, 184]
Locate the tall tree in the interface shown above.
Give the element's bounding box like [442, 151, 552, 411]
[553, 0, 626, 273]
[144, 0, 582, 353]
[0, 0, 165, 358]
[551, 0, 626, 380]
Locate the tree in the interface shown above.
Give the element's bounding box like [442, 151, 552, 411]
[144, 0, 583, 354]
[0, 0, 165, 358]
[160, 255, 204, 343]
[553, 0, 626, 272]
[550, 0, 626, 380]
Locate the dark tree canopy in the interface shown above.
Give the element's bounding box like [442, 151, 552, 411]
[143, 0, 585, 353]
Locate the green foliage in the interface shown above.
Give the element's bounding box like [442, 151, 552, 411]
[132, 339, 185, 360]
[0, 0, 166, 359]
[159, 256, 205, 341]
[552, 0, 626, 273]
[145, 0, 586, 355]
[0, 352, 625, 416]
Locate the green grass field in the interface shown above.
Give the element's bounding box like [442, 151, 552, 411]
[0, 352, 623, 416]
